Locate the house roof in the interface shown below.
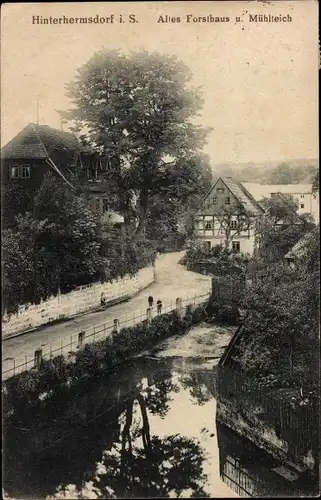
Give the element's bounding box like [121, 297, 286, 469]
[1, 123, 81, 164]
[199, 177, 264, 216]
[243, 182, 313, 201]
[1, 123, 85, 188]
[284, 231, 315, 260]
[222, 178, 264, 216]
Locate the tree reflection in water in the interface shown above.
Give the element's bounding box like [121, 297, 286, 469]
[4, 359, 210, 499]
[93, 392, 209, 498]
[179, 369, 215, 406]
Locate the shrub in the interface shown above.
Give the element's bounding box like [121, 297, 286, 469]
[3, 304, 209, 417]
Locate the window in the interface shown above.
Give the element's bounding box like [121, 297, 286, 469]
[203, 241, 211, 250]
[21, 165, 30, 178]
[225, 197, 230, 205]
[10, 164, 30, 179]
[216, 187, 225, 193]
[232, 241, 240, 253]
[10, 166, 20, 178]
[230, 220, 238, 229]
[205, 221, 213, 230]
[300, 203, 305, 209]
[300, 195, 305, 198]
[212, 197, 217, 204]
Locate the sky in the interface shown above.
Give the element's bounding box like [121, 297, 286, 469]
[1, 1, 319, 165]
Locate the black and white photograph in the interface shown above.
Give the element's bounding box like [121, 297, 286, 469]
[1, 1, 319, 498]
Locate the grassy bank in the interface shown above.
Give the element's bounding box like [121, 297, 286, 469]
[3, 303, 208, 415]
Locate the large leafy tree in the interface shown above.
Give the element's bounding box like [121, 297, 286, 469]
[257, 195, 315, 262]
[59, 50, 211, 237]
[2, 175, 108, 311]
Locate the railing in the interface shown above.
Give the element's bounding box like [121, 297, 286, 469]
[2, 291, 211, 381]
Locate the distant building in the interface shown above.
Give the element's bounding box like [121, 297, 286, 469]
[195, 177, 264, 255]
[243, 182, 319, 223]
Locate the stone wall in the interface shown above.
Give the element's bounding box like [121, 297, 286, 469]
[2, 265, 155, 337]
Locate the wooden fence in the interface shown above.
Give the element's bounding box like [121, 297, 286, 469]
[216, 367, 319, 468]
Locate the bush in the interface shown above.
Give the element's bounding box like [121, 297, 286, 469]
[4, 304, 209, 416]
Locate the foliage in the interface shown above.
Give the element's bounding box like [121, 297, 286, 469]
[3, 304, 209, 415]
[145, 152, 213, 241]
[2, 175, 156, 312]
[2, 175, 108, 312]
[257, 195, 315, 263]
[101, 228, 156, 278]
[1, 183, 36, 229]
[236, 226, 320, 393]
[311, 168, 319, 195]
[182, 242, 249, 274]
[59, 49, 211, 237]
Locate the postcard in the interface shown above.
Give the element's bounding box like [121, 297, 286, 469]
[1, 1, 319, 498]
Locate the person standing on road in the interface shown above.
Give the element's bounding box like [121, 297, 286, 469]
[148, 295, 154, 308]
[157, 299, 162, 315]
[101, 292, 106, 307]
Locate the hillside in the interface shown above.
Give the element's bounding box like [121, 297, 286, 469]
[211, 158, 318, 185]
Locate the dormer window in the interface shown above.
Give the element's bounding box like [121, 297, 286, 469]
[10, 166, 20, 178]
[10, 164, 30, 179]
[21, 165, 31, 178]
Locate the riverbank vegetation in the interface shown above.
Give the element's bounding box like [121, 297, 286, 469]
[3, 304, 208, 416]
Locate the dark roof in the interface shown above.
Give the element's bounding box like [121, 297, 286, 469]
[198, 177, 264, 216]
[221, 177, 264, 216]
[1, 123, 81, 165]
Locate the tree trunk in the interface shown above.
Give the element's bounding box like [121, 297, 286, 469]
[290, 332, 295, 379]
[120, 399, 134, 475]
[134, 190, 148, 239]
[137, 393, 152, 489]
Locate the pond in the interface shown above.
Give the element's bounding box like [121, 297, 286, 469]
[3, 326, 318, 499]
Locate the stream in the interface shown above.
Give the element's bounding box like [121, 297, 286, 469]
[3, 324, 318, 498]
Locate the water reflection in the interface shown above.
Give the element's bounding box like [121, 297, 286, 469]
[3, 357, 318, 499]
[4, 358, 211, 499]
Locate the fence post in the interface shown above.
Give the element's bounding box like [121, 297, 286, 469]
[176, 297, 183, 319]
[113, 318, 120, 335]
[146, 307, 152, 324]
[34, 349, 43, 369]
[78, 331, 85, 349]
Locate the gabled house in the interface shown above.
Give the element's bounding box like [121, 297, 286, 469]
[1, 123, 82, 191]
[1, 123, 124, 228]
[195, 177, 264, 255]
